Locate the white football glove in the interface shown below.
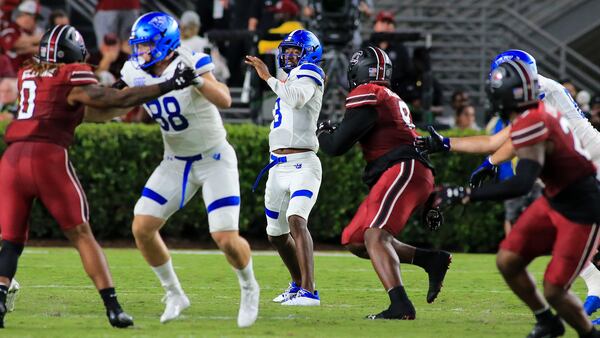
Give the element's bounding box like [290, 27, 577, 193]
[176, 46, 205, 88]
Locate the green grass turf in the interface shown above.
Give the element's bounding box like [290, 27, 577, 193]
[1, 248, 587, 337]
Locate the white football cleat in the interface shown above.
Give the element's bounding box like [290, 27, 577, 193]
[272, 281, 300, 303]
[160, 291, 190, 323]
[281, 288, 320, 306]
[6, 279, 19, 312]
[237, 281, 259, 328]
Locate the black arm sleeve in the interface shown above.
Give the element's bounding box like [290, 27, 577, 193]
[318, 105, 378, 156]
[470, 159, 542, 202]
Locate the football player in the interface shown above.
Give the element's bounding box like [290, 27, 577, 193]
[0, 24, 196, 328]
[436, 60, 600, 338]
[416, 49, 600, 319]
[245, 30, 324, 306]
[119, 12, 259, 327]
[318, 46, 452, 319]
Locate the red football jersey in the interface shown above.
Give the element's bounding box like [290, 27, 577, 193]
[4, 63, 98, 148]
[345, 83, 418, 162]
[510, 101, 596, 197]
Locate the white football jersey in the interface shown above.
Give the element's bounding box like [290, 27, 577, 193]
[120, 52, 226, 157]
[539, 75, 600, 166]
[266, 63, 324, 152]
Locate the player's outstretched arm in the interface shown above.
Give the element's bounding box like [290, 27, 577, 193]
[319, 106, 377, 156]
[194, 71, 232, 109]
[69, 63, 196, 109]
[416, 125, 511, 154]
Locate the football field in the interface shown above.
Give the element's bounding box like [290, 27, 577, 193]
[2, 248, 586, 337]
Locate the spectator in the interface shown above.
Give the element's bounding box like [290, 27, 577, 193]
[87, 33, 129, 86]
[0, 0, 19, 23]
[402, 47, 444, 124]
[0, 77, 17, 121]
[93, 0, 140, 49]
[180, 11, 230, 83]
[454, 104, 480, 131]
[0, 53, 15, 77]
[561, 78, 577, 98]
[48, 9, 68, 28]
[0, 0, 43, 74]
[451, 90, 470, 113]
[366, 10, 410, 99]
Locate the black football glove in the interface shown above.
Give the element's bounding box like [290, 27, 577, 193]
[434, 185, 470, 208]
[316, 120, 337, 136]
[414, 125, 450, 154]
[469, 157, 498, 188]
[421, 192, 444, 231]
[158, 62, 198, 94]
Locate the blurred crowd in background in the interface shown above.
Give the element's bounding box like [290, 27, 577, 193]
[1, 0, 599, 134]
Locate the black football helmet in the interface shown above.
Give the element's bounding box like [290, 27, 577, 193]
[347, 46, 392, 90]
[38, 25, 87, 64]
[487, 59, 539, 121]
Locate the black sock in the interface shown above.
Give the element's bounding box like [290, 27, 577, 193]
[534, 308, 554, 324]
[0, 285, 7, 305]
[99, 287, 121, 311]
[412, 248, 434, 270]
[388, 286, 409, 305]
[580, 327, 597, 338]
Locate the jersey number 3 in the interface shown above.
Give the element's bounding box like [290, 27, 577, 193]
[145, 96, 189, 131]
[17, 80, 36, 120]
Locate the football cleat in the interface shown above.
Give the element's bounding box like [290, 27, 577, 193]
[281, 288, 320, 306]
[6, 279, 19, 313]
[107, 308, 134, 328]
[526, 317, 565, 338]
[237, 281, 260, 328]
[585, 295, 600, 316]
[366, 301, 416, 320]
[426, 251, 452, 303]
[272, 281, 301, 303]
[160, 291, 190, 323]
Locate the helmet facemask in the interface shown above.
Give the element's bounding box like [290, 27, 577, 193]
[130, 39, 158, 69]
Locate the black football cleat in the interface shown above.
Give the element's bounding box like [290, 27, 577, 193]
[426, 251, 452, 303]
[366, 307, 416, 320]
[526, 317, 565, 338]
[107, 308, 134, 328]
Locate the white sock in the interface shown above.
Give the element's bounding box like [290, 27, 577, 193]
[580, 263, 600, 296]
[235, 258, 257, 287]
[152, 259, 184, 294]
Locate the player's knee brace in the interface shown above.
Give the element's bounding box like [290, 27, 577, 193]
[0, 240, 24, 279]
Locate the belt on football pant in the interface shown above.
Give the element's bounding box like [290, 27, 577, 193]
[252, 154, 287, 192]
[174, 153, 203, 209]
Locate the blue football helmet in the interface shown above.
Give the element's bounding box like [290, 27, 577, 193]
[129, 12, 180, 69]
[490, 49, 537, 76]
[278, 30, 322, 74]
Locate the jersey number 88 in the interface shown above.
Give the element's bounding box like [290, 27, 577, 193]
[145, 96, 189, 131]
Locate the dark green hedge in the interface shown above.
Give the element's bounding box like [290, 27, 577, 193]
[0, 122, 504, 252]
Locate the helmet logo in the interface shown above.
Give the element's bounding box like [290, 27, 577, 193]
[40, 46, 47, 57]
[512, 87, 524, 100]
[149, 16, 168, 30]
[490, 68, 505, 88]
[368, 67, 377, 77]
[350, 51, 363, 65]
[57, 50, 64, 58]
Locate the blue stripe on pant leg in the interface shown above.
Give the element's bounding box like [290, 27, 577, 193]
[141, 187, 168, 205]
[265, 208, 280, 219]
[291, 190, 313, 199]
[206, 196, 241, 213]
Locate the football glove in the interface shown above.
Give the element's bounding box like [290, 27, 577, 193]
[317, 120, 337, 136]
[469, 157, 498, 188]
[421, 192, 444, 231]
[158, 62, 197, 94]
[434, 185, 470, 207]
[414, 125, 450, 154]
[175, 46, 206, 87]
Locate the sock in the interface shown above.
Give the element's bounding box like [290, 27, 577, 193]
[580, 327, 598, 338]
[99, 287, 121, 311]
[387, 286, 409, 305]
[533, 306, 554, 323]
[580, 263, 600, 296]
[0, 285, 7, 305]
[152, 259, 183, 294]
[235, 258, 257, 287]
[412, 248, 434, 270]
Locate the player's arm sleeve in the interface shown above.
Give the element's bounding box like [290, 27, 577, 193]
[319, 106, 378, 156]
[470, 158, 542, 201]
